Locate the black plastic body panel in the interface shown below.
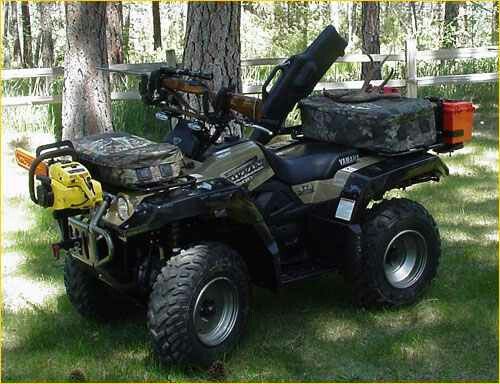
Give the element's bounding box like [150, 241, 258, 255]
[111, 178, 242, 237]
[338, 152, 449, 223]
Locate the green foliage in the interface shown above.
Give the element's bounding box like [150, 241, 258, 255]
[112, 101, 170, 142]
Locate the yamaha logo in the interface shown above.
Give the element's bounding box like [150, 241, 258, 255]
[338, 154, 359, 167]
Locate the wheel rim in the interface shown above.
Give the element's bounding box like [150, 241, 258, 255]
[383, 230, 428, 289]
[193, 277, 239, 347]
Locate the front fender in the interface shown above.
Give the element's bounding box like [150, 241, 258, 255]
[108, 178, 279, 257]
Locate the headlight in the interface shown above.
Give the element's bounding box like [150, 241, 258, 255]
[116, 196, 131, 221]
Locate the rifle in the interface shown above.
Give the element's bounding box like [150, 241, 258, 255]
[142, 66, 263, 123]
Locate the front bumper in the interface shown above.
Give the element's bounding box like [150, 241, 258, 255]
[67, 199, 115, 267]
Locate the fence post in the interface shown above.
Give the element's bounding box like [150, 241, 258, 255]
[406, 38, 418, 98]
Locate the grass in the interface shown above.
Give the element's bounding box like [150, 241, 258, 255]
[2, 109, 498, 381]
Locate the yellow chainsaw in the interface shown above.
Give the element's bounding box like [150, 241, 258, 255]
[15, 141, 103, 210]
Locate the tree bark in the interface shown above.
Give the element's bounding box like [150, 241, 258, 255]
[10, 2, 22, 65]
[4, 3, 9, 40]
[62, 2, 112, 140]
[183, 2, 241, 96]
[106, 2, 124, 64]
[152, 1, 162, 50]
[4, 3, 10, 67]
[492, 2, 498, 45]
[361, 1, 381, 80]
[442, 2, 460, 48]
[122, 4, 131, 60]
[37, 2, 54, 67]
[21, 1, 33, 68]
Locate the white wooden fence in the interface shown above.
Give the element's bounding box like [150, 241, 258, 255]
[1, 40, 498, 107]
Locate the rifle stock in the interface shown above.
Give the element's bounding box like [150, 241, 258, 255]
[161, 77, 207, 95]
[226, 93, 262, 121]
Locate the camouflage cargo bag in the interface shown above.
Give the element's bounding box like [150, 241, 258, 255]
[299, 96, 437, 154]
[72, 132, 184, 188]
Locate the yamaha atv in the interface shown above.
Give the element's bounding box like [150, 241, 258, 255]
[15, 26, 473, 366]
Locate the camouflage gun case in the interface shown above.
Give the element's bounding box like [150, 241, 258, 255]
[299, 97, 437, 154]
[72, 132, 184, 189]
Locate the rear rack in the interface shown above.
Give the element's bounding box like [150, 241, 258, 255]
[369, 142, 464, 157]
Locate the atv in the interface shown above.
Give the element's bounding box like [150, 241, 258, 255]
[15, 26, 474, 366]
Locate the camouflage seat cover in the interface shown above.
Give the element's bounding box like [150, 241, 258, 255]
[72, 132, 183, 188]
[299, 96, 437, 154]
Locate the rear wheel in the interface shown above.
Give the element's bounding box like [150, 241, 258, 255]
[147, 242, 250, 366]
[346, 198, 441, 307]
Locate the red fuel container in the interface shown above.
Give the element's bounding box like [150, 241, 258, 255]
[441, 100, 474, 145]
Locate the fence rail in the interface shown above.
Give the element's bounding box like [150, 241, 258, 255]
[2, 42, 498, 107]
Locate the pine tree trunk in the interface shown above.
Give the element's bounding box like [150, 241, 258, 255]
[346, 2, 353, 46]
[442, 2, 460, 48]
[21, 1, 33, 68]
[352, 2, 359, 43]
[37, 2, 54, 67]
[106, 2, 124, 64]
[62, 2, 112, 140]
[152, 1, 162, 50]
[10, 2, 22, 65]
[123, 4, 131, 61]
[492, 2, 498, 45]
[361, 1, 381, 80]
[183, 2, 241, 95]
[4, 3, 9, 40]
[4, 3, 10, 67]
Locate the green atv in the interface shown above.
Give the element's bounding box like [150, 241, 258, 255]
[17, 25, 473, 366]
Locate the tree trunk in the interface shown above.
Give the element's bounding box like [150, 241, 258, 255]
[352, 2, 359, 44]
[10, 2, 22, 65]
[21, 1, 33, 68]
[4, 3, 10, 67]
[106, 2, 124, 64]
[37, 2, 54, 67]
[183, 2, 241, 95]
[409, 2, 418, 37]
[329, 2, 340, 28]
[152, 1, 162, 50]
[122, 4, 131, 61]
[361, 1, 381, 80]
[492, 2, 498, 45]
[4, 3, 9, 40]
[346, 1, 353, 46]
[62, 2, 112, 140]
[442, 2, 460, 48]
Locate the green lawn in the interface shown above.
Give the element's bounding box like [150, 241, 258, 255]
[2, 113, 498, 382]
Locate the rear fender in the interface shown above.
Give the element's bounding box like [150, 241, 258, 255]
[338, 153, 449, 223]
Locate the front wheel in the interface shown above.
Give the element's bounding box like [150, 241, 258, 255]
[147, 242, 250, 366]
[64, 256, 131, 321]
[346, 198, 441, 307]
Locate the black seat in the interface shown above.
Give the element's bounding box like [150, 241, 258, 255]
[262, 141, 359, 185]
